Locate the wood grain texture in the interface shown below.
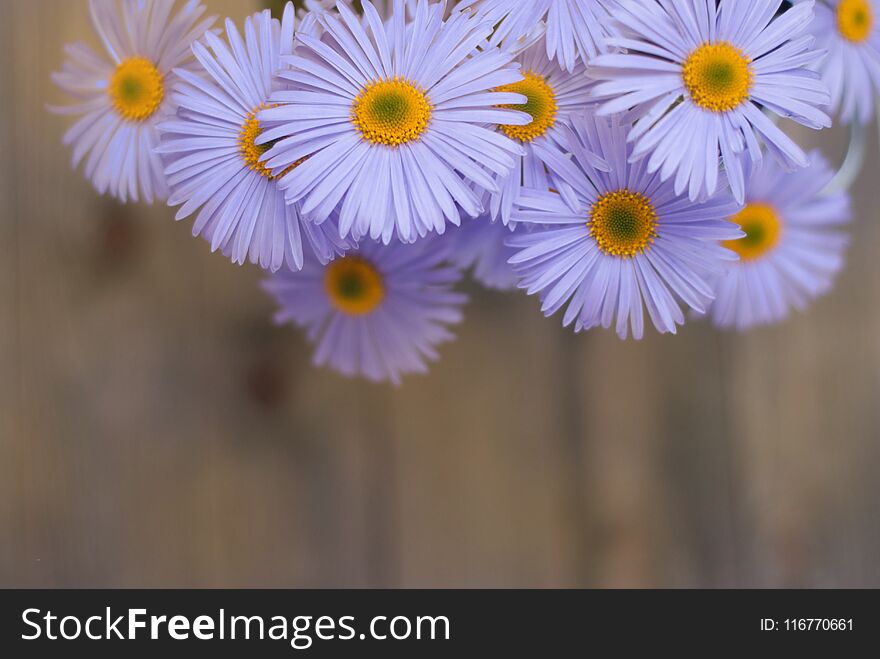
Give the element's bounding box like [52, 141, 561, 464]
[1, 0, 880, 588]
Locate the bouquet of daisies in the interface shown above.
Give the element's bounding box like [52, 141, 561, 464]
[52, 0, 871, 383]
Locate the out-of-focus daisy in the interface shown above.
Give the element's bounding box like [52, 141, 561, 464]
[158, 6, 348, 272]
[258, 0, 531, 244]
[508, 113, 743, 340]
[447, 216, 519, 290]
[705, 150, 850, 329]
[456, 0, 612, 70]
[589, 0, 831, 203]
[50, 0, 215, 203]
[263, 238, 467, 384]
[487, 42, 600, 225]
[800, 0, 880, 124]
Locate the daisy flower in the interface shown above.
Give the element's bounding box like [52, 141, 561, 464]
[456, 0, 612, 70]
[508, 113, 743, 340]
[486, 41, 600, 226]
[258, 0, 532, 244]
[705, 150, 850, 329]
[800, 0, 880, 124]
[263, 238, 468, 384]
[589, 0, 831, 204]
[447, 216, 518, 290]
[157, 6, 348, 272]
[50, 0, 215, 203]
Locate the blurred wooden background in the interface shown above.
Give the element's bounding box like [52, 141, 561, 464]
[2, 0, 880, 588]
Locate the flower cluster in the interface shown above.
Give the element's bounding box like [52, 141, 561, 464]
[52, 0, 865, 383]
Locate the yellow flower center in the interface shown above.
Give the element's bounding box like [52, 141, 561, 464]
[723, 202, 782, 261]
[239, 106, 304, 180]
[682, 41, 753, 113]
[351, 77, 432, 146]
[324, 256, 385, 315]
[588, 189, 659, 258]
[108, 56, 165, 122]
[838, 0, 873, 42]
[496, 71, 558, 142]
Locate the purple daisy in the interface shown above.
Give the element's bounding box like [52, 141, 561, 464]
[157, 6, 349, 272]
[800, 0, 880, 124]
[447, 216, 519, 290]
[263, 237, 467, 384]
[485, 41, 602, 226]
[456, 0, 613, 70]
[50, 0, 215, 203]
[589, 0, 831, 204]
[508, 113, 744, 340]
[257, 0, 531, 244]
[705, 150, 850, 329]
